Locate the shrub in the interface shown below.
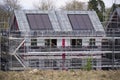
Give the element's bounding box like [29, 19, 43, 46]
[84, 58, 92, 71]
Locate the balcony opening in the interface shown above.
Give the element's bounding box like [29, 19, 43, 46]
[51, 39, 57, 47]
[71, 39, 82, 48]
[45, 39, 57, 48]
[31, 39, 37, 49]
[89, 38, 96, 48]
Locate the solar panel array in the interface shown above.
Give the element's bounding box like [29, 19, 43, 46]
[26, 14, 53, 30]
[68, 14, 94, 30]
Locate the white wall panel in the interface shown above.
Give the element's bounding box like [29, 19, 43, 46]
[96, 38, 102, 46]
[65, 39, 70, 46]
[25, 38, 30, 46]
[82, 38, 89, 46]
[37, 39, 45, 46]
[57, 39, 62, 47]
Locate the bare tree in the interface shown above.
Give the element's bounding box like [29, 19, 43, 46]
[0, 0, 21, 29]
[0, 5, 9, 29]
[33, 0, 55, 10]
[61, 0, 86, 10]
[3, 0, 21, 11]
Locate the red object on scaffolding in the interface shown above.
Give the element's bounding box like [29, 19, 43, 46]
[62, 53, 66, 59]
[62, 39, 66, 70]
[62, 39, 65, 48]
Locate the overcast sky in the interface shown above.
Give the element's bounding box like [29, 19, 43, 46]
[19, 0, 120, 9]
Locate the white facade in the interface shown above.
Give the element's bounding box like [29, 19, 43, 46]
[9, 10, 110, 70]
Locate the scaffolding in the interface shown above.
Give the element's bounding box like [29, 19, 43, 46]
[0, 8, 9, 70]
[0, 8, 120, 71]
[7, 29, 120, 70]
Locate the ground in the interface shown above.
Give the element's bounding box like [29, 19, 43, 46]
[0, 70, 120, 80]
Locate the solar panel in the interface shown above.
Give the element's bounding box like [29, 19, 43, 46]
[82, 15, 93, 30]
[41, 14, 53, 30]
[27, 14, 37, 30]
[68, 15, 79, 30]
[76, 14, 87, 30]
[68, 14, 94, 30]
[26, 14, 53, 30]
[34, 14, 45, 30]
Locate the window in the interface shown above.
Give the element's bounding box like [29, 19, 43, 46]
[102, 39, 113, 48]
[115, 53, 120, 59]
[76, 39, 82, 46]
[51, 39, 57, 47]
[89, 39, 95, 46]
[71, 39, 82, 47]
[31, 39, 37, 48]
[102, 39, 109, 48]
[45, 39, 50, 46]
[115, 39, 120, 50]
[102, 39, 109, 45]
[45, 39, 57, 47]
[115, 39, 120, 45]
[71, 39, 76, 46]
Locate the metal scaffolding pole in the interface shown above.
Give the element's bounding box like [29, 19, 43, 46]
[112, 32, 115, 70]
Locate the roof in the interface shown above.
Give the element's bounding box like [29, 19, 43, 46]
[116, 8, 120, 17]
[105, 7, 120, 37]
[106, 8, 120, 31]
[12, 10, 105, 36]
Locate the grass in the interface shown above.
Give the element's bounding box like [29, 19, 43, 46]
[0, 70, 120, 80]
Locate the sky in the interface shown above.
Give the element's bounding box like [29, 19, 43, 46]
[19, 0, 120, 9]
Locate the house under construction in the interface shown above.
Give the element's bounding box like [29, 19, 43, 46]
[1, 8, 120, 70]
